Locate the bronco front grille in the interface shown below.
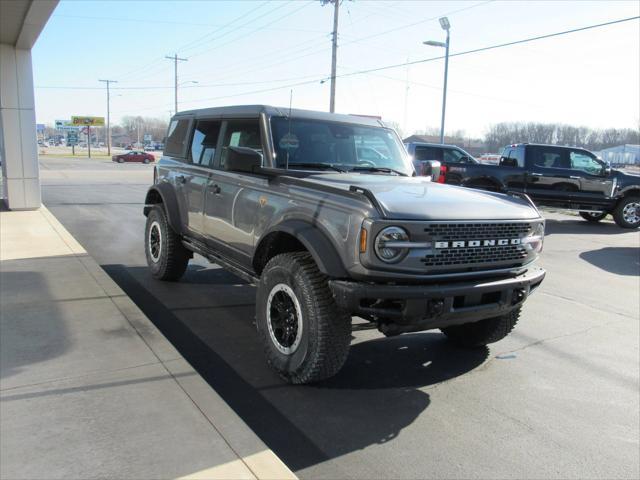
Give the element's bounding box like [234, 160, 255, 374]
[423, 222, 532, 240]
[421, 222, 533, 268]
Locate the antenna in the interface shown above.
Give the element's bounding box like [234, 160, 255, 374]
[286, 89, 293, 170]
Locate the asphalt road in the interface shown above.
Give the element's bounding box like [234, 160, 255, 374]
[40, 156, 639, 479]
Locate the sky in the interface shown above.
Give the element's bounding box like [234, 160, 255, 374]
[32, 0, 640, 138]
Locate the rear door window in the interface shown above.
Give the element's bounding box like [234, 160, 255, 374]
[165, 119, 191, 158]
[531, 146, 570, 169]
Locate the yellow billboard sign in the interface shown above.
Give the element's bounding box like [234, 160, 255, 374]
[71, 116, 105, 126]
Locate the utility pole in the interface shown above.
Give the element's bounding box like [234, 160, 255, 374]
[322, 0, 340, 113]
[165, 54, 187, 114]
[99, 79, 117, 156]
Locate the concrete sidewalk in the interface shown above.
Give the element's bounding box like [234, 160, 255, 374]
[0, 206, 295, 480]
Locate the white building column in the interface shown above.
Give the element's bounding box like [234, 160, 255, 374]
[0, 44, 40, 210]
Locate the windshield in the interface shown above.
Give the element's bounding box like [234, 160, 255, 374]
[271, 117, 414, 175]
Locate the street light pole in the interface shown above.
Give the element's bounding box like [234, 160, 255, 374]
[99, 79, 117, 156]
[423, 17, 451, 144]
[440, 28, 450, 144]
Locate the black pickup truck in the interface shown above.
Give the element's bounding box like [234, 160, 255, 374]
[437, 143, 640, 229]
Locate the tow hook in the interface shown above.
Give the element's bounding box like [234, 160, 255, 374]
[427, 299, 445, 317]
[512, 289, 526, 305]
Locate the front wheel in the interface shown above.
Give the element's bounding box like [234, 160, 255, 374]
[579, 211, 607, 222]
[117, 158, 124, 163]
[143, 158, 150, 164]
[612, 196, 640, 229]
[440, 308, 521, 347]
[145, 205, 190, 281]
[256, 252, 351, 384]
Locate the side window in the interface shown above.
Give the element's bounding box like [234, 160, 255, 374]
[414, 146, 442, 162]
[532, 147, 569, 169]
[165, 119, 190, 157]
[190, 120, 221, 166]
[219, 120, 262, 169]
[443, 149, 466, 163]
[500, 147, 524, 167]
[570, 150, 602, 175]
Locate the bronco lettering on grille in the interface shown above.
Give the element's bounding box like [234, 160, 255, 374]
[434, 239, 521, 249]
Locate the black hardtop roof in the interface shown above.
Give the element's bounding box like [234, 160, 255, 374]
[173, 105, 385, 127]
[506, 143, 592, 150]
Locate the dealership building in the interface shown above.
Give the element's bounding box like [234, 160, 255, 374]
[594, 144, 640, 166]
[0, 0, 58, 210]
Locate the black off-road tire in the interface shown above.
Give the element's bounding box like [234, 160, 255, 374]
[256, 252, 351, 384]
[440, 308, 521, 347]
[579, 211, 607, 222]
[612, 196, 640, 229]
[145, 205, 189, 281]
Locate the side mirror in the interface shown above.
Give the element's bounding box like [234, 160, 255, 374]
[224, 146, 262, 173]
[603, 164, 612, 176]
[416, 160, 441, 181]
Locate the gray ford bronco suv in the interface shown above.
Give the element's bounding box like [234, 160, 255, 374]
[144, 105, 546, 384]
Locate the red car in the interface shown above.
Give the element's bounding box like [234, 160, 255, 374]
[112, 151, 155, 164]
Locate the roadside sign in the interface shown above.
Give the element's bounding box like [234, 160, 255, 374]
[55, 119, 80, 131]
[67, 131, 78, 146]
[71, 116, 105, 126]
[36, 123, 46, 132]
[143, 134, 152, 142]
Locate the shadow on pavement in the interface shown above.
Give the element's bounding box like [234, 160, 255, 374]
[0, 270, 69, 382]
[579, 247, 640, 276]
[544, 218, 632, 236]
[102, 263, 488, 471]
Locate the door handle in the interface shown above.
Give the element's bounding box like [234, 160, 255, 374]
[569, 176, 580, 179]
[530, 173, 543, 177]
[209, 184, 221, 194]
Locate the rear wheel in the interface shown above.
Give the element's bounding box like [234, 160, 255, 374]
[579, 211, 607, 222]
[613, 196, 640, 229]
[145, 205, 189, 281]
[441, 308, 521, 347]
[256, 252, 351, 384]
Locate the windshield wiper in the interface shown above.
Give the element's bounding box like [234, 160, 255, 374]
[350, 166, 408, 176]
[288, 163, 346, 173]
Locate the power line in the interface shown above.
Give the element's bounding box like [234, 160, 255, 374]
[173, 15, 640, 106]
[186, 1, 315, 59]
[335, 15, 640, 81]
[50, 15, 640, 116]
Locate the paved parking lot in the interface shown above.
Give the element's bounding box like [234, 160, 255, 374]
[40, 156, 639, 479]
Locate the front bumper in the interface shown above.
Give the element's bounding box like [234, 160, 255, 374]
[329, 266, 545, 334]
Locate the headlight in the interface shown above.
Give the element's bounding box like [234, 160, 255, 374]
[521, 222, 544, 253]
[374, 226, 410, 263]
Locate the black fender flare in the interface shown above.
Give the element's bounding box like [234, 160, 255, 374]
[617, 186, 640, 200]
[258, 219, 349, 278]
[143, 184, 183, 234]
